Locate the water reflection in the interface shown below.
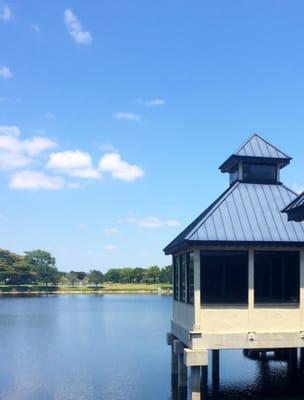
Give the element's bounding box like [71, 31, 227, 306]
[171, 349, 304, 400]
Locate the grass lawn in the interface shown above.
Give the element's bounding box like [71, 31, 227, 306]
[0, 283, 172, 295]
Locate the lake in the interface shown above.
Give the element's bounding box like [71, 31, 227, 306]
[0, 295, 303, 400]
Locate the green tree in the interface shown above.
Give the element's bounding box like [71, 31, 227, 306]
[131, 267, 146, 283]
[67, 271, 78, 287]
[0, 249, 34, 284]
[24, 250, 58, 287]
[71, 271, 87, 281]
[120, 268, 134, 283]
[160, 265, 172, 283]
[145, 265, 161, 283]
[104, 268, 122, 283]
[88, 270, 104, 288]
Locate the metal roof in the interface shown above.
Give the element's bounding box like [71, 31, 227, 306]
[235, 134, 290, 159]
[283, 192, 304, 212]
[219, 134, 292, 172]
[164, 182, 304, 254]
[282, 191, 304, 222]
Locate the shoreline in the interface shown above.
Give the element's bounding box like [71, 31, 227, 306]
[0, 290, 172, 296]
[0, 284, 172, 296]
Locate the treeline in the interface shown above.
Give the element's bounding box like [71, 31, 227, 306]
[0, 248, 172, 286]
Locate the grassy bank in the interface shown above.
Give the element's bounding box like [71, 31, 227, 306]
[0, 283, 172, 295]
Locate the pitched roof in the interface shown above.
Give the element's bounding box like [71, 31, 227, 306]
[235, 134, 290, 159]
[164, 182, 304, 254]
[282, 191, 304, 212]
[219, 134, 292, 172]
[282, 191, 304, 222]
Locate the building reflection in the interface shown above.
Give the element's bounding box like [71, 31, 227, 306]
[170, 349, 304, 400]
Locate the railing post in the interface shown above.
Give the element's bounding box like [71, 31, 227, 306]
[193, 250, 201, 331]
[248, 249, 254, 330]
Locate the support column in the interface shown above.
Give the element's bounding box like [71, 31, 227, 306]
[300, 251, 304, 328]
[212, 350, 220, 393]
[300, 348, 304, 370]
[193, 250, 201, 331]
[190, 367, 201, 400]
[173, 339, 187, 387]
[248, 249, 254, 330]
[288, 348, 298, 371]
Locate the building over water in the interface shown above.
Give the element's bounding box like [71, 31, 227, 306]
[165, 134, 304, 397]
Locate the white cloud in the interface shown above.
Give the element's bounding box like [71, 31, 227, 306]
[64, 9, 92, 44]
[0, 6, 12, 21]
[138, 99, 165, 107]
[114, 112, 141, 122]
[32, 24, 40, 33]
[9, 171, 64, 190]
[0, 126, 56, 170]
[99, 153, 143, 182]
[104, 244, 116, 251]
[47, 150, 100, 179]
[0, 125, 20, 136]
[103, 228, 119, 236]
[0, 66, 13, 79]
[136, 217, 180, 228]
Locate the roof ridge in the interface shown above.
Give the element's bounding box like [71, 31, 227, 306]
[233, 133, 256, 155]
[234, 133, 291, 159]
[186, 181, 241, 240]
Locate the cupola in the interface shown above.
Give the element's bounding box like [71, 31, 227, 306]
[219, 134, 292, 186]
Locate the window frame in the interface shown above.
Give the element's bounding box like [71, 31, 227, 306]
[243, 162, 278, 183]
[200, 250, 249, 305]
[254, 251, 300, 305]
[186, 252, 194, 305]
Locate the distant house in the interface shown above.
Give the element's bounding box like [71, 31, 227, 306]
[165, 134, 304, 383]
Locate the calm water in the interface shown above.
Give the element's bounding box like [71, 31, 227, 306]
[0, 295, 303, 400]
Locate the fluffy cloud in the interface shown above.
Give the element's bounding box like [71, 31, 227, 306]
[9, 171, 64, 190]
[0, 66, 13, 79]
[104, 244, 116, 251]
[138, 99, 165, 107]
[0, 126, 56, 170]
[103, 228, 119, 236]
[64, 9, 92, 44]
[114, 112, 141, 121]
[47, 150, 100, 179]
[99, 153, 143, 182]
[0, 6, 12, 21]
[136, 217, 180, 228]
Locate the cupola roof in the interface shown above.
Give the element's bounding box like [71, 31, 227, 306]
[219, 134, 292, 173]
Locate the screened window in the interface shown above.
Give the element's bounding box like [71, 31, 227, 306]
[187, 252, 194, 304]
[173, 256, 180, 301]
[230, 166, 239, 185]
[243, 163, 277, 183]
[201, 251, 248, 304]
[255, 251, 300, 304]
[180, 254, 186, 302]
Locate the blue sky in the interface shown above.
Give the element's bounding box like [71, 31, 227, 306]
[1, 1, 304, 271]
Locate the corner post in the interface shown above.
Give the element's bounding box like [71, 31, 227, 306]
[193, 250, 201, 331]
[248, 249, 254, 329]
[300, 250, 304, 329]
